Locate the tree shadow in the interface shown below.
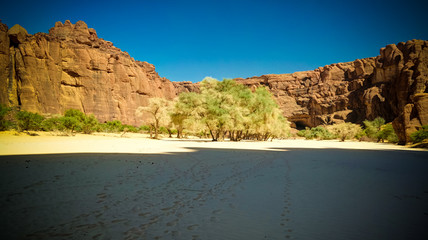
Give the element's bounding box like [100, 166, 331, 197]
[1, 147, 427, 240]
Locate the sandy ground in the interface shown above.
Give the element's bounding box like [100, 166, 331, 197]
[0, 131, 423, 156]
[1, 132, 428, 239]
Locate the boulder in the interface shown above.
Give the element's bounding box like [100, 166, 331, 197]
[7, 24, 28, 45]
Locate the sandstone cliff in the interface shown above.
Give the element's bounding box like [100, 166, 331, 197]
[0, 20, 177, 125]
[232, 40, 428, 143]
[0, 20, 427, 143]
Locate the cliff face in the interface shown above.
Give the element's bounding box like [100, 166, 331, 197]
[0, 20, 427, 143]
[232, 40, 428, 143]
[0, 20, 177, 125]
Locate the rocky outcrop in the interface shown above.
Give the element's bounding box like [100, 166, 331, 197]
[0, 20, 426, 143]
[0, 20, 177, 125]
[233, 40, 428, 144]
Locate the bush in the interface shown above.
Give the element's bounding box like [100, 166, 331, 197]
[99, 120, 124, 133]
[16, 110, 45, 131]
[122, 124, 139, 133]
[41, 116, 66, 131]
[328, 122, 362, 141]
[61, 116, 81, 133]
[139, 125, 151, 132]
[0, 105, 14, 130]
[377, 123, 398, 143]
[297, 126, 335, 140]
[81, 114, 99, 134]
[410, 125, 428, 143]
[363, 117, 385, 140]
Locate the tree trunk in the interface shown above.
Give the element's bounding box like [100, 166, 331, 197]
[154, 119, 159, 139]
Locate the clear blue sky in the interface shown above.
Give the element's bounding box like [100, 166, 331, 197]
[1, 0, 427, 82]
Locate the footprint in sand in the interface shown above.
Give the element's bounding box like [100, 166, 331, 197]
[92, 233, 103, 240]
[187, 224, 199, 230]
[212, 209, 222, 214]
[138, 212, 151, 217]
[166, 219, 179, 227]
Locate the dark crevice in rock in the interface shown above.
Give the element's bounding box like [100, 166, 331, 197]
[60, 81, 84, 88]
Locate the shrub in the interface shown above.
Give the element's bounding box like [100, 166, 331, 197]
[99, 120, 124, 133]
[410, 125, 428, 143]
[81, 114, 99, 134]
[122, 124, 139, 133]
[310, 126, 336, 140]
[0, 105, 14, 130]
[297, 126, 335, 140]
[41, 116, 66, 131]
[363, 117, 385, 140]
[328, 122, 362, 141]
[16, 110, 45, 131]
[139, 125, 151, 132]
[377, 123, 398, 143]
[61, 116, 81, 133]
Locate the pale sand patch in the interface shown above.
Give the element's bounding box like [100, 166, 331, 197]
[0, 131, 423, 155]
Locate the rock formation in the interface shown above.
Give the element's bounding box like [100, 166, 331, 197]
[232, 40, 428, 144]
[0, 20, 426, 143]
[0, 20, 177, 125]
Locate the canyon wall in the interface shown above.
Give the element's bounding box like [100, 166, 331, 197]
[0, 20, 177, 125]
[0, 20, 427, 143]
[233, 40, 428, 143]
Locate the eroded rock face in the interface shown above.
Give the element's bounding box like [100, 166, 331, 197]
[232, 40, 428, 144]
[0, 20, 177, 125]
[0, 20, 426, 143]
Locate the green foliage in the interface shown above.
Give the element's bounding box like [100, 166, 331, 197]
[377, 123, 399, 143]
[41, 116, 66, 131]
[0, 105, 14, 130]
[122, 124, 139, 133]
[136, 97, 171, 139]
[16, 110, 45, 131]
[61, 116, 81, 133]
[81, 114, 99, 134]
[410, 125, 428, 143]
[297, 126, 336, 140]
[328, 122, 362, 141]
[100, 120, 124, 133]
[170, 78, 290, 141]
[139, 125, 150, 132]
[61, 109, 99, 134]
[363, 117, 385, 140]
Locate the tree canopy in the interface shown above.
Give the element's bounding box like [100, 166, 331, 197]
[169, 78, 290, 141]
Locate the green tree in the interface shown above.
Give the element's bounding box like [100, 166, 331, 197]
[0, 105, 13, 130]
[16, 110, 45, 132]
[136, 97, 171, 139]
[41, 116, 66, 132]
[172, 78, 290, 141]
[377, 123, 398, 143]
[410, 125, 428, 143]
[63, 109, 100, 134]
[170, 92, 202, 138]
[363, 117, 385, 141]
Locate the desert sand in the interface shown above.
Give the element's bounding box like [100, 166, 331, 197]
[1, 132, 427, 239]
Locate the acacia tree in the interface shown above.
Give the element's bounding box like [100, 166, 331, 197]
[136, 98, 170, 139]
[170, 78, 290, 141]
[170, 92, 203, 138]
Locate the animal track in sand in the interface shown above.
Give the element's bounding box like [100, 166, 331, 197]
[187, 224, 199, 230]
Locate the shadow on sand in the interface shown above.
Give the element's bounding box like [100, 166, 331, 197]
[1, 147, 427, 240]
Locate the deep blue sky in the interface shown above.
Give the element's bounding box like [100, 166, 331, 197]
[1, 0, 427, 82]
